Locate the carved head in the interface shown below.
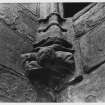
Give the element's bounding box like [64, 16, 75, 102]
[21, 37, 75, 91]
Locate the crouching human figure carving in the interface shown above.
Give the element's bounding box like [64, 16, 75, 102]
[21, 37, 75, 92]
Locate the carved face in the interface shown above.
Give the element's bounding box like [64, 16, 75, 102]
[21, 37, 75, 91]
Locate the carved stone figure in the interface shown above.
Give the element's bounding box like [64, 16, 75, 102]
[21, 37, 75, 92]
[0, 2, 105, 102]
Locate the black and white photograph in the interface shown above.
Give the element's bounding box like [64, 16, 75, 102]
[0, 1, 104, 102]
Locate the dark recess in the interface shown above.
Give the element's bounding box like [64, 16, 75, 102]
[63, 3, 91, 17]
